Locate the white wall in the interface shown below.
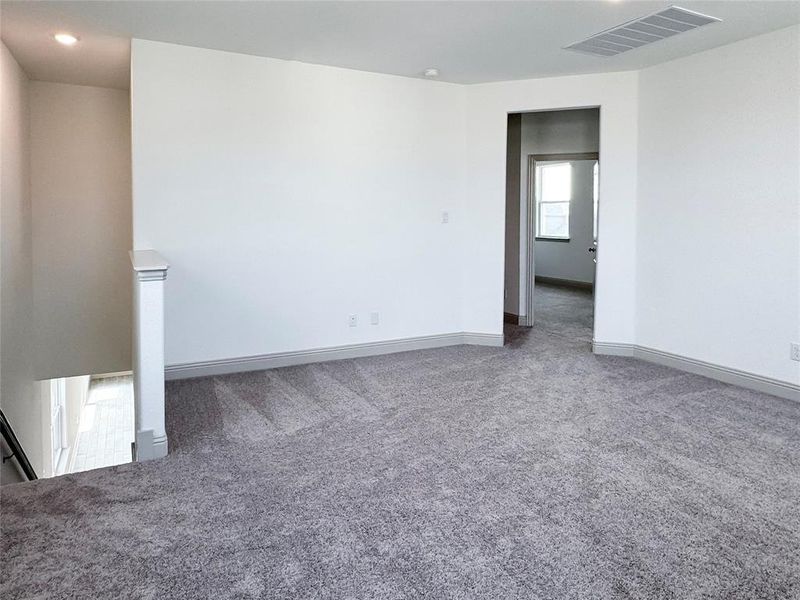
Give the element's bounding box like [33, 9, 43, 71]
[463, 72, 639, 342]
[131, 40, 466, 366]
[523, 109, 599, 288]
[130, 33, 797, 391]
[637, 25, 800, 386]
[30, 82, 132, 380]
[0, 42, 42, 477]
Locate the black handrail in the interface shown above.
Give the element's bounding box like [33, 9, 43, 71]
[0, 409, 37, 481]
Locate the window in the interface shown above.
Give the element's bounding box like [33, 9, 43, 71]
[536, 162, 571, 239]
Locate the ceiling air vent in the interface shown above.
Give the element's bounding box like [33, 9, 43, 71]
[564, 6, 721, 57]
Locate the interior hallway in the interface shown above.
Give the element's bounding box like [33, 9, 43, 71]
[69, 376, 134, 473]
[2, 287, 798, 599]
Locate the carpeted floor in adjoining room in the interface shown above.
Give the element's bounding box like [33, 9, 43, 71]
[2, 284, 799, 599]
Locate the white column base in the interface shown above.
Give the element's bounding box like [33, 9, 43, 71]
[134, 430, 169, 461]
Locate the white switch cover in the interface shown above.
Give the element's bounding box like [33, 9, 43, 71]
[370, 312, 380, 325]
[348, 314, 357, 327]
[441, 211, 449, 224]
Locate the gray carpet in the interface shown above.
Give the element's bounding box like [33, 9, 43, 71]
[2, 284, 799, 599]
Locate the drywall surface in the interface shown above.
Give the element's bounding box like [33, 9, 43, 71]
[0, 43, 42, 476]
[637, 25, 800, 385]
[131, 40, 466, 366]
[504, 114, 521, 315]
[30, 82, 132, 379]
[464, 71, 638, 342]
[131, 32, 797, 389]
[522, 109, 599, 289]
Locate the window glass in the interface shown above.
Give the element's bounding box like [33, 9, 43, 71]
[536, 162, 571, 239]
[541, 163, 571, 203]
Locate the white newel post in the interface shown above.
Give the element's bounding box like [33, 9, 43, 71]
[130, 250, 170, 461]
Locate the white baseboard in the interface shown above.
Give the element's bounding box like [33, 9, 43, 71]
[166, 332, 505, 380]
[134, 430, 168, 461]
[591, 341, 634, 357]
[593, 341, 799, 402]
[461, 332, 505, 346]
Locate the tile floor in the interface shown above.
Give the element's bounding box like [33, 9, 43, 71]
[69, 375, 134, 473]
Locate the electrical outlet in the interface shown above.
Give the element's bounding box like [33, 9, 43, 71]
[348, 314, 357, 328]
[441, 211, 449, 224]
[791, 342, 800, 362]
[370, 312, 380, 325]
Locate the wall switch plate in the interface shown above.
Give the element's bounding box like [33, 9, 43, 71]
[441, 211, 449, 224]
[791, 342, 800, 362]
[370, 312, 379, 325]
[348, 314, 357, 327]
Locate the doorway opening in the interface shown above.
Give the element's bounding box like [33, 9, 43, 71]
[503, 108, 600, 344]
[69, 373, 134, 474]
[18, 372, 135, 480]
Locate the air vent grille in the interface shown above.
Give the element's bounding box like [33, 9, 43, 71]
[565, 6, 721, 57]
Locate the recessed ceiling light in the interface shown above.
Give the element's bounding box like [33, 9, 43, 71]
[53, 33, 79, 46]
[423, 68, 440, 78]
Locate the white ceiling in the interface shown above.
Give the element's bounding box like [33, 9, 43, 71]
[2, 1, 799, 90]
